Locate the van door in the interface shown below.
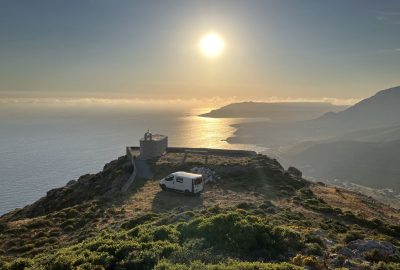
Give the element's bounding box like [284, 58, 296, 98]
[193, 177, 203, 193]
[163, 175, 174, 189]
[175, 176, 184, 191]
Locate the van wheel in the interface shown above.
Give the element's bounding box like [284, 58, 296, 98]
[184, 190, 192, 196]
[160, 184, 167, 191]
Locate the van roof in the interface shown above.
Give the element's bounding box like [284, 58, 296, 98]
[172, 171, 202, 178]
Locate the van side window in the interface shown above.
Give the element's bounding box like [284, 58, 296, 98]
[165, 176, 174, 181]
[176, 177, 183, 183]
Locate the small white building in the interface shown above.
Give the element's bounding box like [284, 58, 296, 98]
[139, 130, 168, 159]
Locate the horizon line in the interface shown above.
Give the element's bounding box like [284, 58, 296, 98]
[0, 96, 360, 107]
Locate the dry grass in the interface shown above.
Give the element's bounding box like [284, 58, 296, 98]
[119, 179, 269, 219]
[311, 184, 400, 223]
[117, 152, 280, 219]
[154, 152, 252, 167]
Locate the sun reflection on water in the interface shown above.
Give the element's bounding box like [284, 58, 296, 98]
[168, 108, 267, 152]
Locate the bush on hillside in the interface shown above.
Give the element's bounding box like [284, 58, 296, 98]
[180, 210, 304, 259]
[155, 260, 304, 270]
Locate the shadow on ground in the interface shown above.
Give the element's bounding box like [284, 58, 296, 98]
[151, 190, 203, 212]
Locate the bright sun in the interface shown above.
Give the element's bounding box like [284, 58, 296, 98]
[199, 32, 225, 58]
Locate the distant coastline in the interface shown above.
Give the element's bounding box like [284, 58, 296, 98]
[200, 101, 347, 121]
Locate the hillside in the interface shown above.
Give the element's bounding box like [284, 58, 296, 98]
[1, 151, 400, 270]
[228, 86, 400, 146]
[332, 125, 400, 143]
[315, 86, 400, 131]
[281, 140, 400, 191]
[199, 102, 347, 122]
[226, 86, 400, 193]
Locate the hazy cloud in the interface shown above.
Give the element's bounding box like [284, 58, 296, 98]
[377, 48, 400, 54]
[376, 10, 400, 24]
[0, 97, 359, 107]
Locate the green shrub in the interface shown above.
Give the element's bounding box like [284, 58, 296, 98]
[295, 188, 336, 214]
[304, 242, 324, 256]
[25, 219, 53, 229]
[1, 208, 307, 269]
[180, 210, 303, 259]
[236, 202, 255, 210]
[155, 260, 304, 270]
[45, 254, 75, 270]
[373, 262, 400, 270]
[7, 258, 33, 270]
[321, 219, 348, 234]
[168, 239, 220, 264]
[121, 213, 159, 229]
[342, 230, 364, 243]
[0, 221, 7, 233]
[63, 225, 75, 232]
[305, 234, 324, 246]
[364, 249, 389, 263]
[152, 226, 180, 242]
[291, 254, 321, 268]
[66, 209, 80, 219]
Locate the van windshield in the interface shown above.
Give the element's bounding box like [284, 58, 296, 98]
[165, 176, 174, 181]
[194, 177, 202, 185]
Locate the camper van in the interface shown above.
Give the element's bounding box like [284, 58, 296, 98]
[159, 171, 203, 194]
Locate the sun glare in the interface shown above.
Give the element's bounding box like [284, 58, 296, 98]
[199, 32, 225, 58]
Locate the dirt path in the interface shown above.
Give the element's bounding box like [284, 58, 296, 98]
[135, 158, 153, 179]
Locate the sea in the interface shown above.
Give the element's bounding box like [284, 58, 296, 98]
[0, 102, 265, 215]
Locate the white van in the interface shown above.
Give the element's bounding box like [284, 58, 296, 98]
[159, 171, 203, 194]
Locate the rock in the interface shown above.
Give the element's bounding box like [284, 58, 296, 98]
[66, 180, 77, 186]
[347, 239, 399, 259]
[46, 188, 62, 197]
[338, 247, 354, 257]
[287, 166, 302, 179]
[329, 253, 338, 259]
[328, 254, 343, 268]
[190, 167, 219, 183]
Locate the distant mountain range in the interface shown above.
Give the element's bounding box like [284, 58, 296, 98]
[227, 86, 400, 146]
[200, 101, 347, 121]
[219, 86, 400, 191]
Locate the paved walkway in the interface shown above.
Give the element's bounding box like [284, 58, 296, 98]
[135, 157, 153, 179]
[121, 148, 153, 192]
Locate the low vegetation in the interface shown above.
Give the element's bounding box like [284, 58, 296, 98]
[0, 152, 399, 269]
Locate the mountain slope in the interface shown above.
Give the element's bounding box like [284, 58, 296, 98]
[228, 86, 400, 146]
[332, 125, 400, 143]
[1, 152, 400, 270]
[315, 86, 400, 130]
[283, 139, 400, 191]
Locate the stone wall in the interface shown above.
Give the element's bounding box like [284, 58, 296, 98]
[126, 146, 257, 158]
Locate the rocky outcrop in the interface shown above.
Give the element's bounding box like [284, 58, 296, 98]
[190, 167, 219, 183]
[347, 240, 399, 259]
[286, 166, 303, 180]
[329, 240, 400, 268]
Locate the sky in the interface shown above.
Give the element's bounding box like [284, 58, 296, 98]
[0, 0, 399, 102]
